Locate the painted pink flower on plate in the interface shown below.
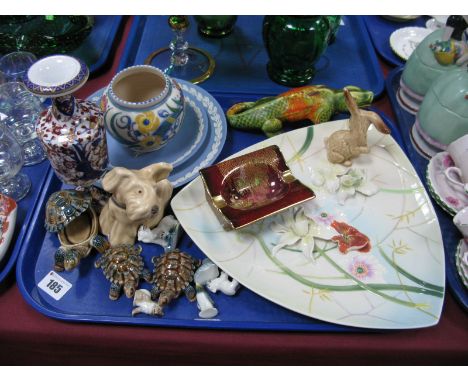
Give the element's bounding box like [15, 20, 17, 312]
[346, 255, 385, 283]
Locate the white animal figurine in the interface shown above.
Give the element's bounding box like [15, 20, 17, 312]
[193, 259, 220, 318]
[194, 259, 220, 285]
[138, 215, 182, 251]
[99, 163, 173, 246]
[206, 271, 240, 296]
[132, 289, 161, 316]
[195, 284, 218, 319]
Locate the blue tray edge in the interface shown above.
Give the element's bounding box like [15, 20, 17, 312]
[15, 111, 409, 332]
[0, 164, 52, 284]
[14, 155, 363, 332]
[356, 16, 385, 97]
[88, 16, 124, 74]
[385, 66, 468, 313]
[119, 16, 385, 98]
[363, 16, 403, 67]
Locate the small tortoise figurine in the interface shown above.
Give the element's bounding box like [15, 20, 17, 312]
[91, 235, 150, 300]
[45, 190, 98, 272]
[325, 88, 391, 166]
[140, 249, 201, 316]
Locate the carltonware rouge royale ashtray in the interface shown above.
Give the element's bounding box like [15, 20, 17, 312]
[199, 145, 316, 230]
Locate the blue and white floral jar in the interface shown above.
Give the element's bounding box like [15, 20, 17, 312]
[102, 65, 185, 153]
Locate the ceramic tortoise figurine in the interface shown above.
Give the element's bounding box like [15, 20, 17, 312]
[144, 249, 201, 316]
[91, 234, 151, 300]
[45, 189, 98, 272]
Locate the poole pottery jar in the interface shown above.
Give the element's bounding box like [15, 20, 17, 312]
[24, 55, 108, 187]
[101, 65, 185, 154]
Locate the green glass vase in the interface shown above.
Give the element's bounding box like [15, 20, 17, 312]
[0, 16, 94, 57]
[194, 16, 238, 37]
[263, 16, 331, 87]
[326, 16, 342, 44]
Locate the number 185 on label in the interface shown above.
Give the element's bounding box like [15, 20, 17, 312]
[38, 271, 72, 301]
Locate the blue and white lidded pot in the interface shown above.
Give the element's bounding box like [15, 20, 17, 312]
[102, 65, 185, 154]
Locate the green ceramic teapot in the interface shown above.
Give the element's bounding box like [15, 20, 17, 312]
[399, 16, 468, 114]
[415, 68, 468, 153]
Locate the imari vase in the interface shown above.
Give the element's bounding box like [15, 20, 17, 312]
[101, 65, 185, 154]
[24, 55, 108, 187]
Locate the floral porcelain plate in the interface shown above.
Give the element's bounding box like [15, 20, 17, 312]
[0, 194, 17, 263]
[88, 79, 227, 188]
[172, 120, 446, 329]
[389, 27, 432, 61]
[426, 151, 468, 215]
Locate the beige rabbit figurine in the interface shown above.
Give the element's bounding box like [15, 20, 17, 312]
[325, 88, 391, 166]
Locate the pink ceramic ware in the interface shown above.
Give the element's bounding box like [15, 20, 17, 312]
[0, 193, 17, 262]
[426, 151, 468, 216]
[445, 135, 468, 194]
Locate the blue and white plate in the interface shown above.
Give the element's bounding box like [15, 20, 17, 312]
[88, 79, 227, 188]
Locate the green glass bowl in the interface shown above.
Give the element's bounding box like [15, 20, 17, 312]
[0, 16, 94, 57]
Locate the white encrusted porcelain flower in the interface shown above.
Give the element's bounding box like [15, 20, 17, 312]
[336, 168, 378, 205]
[310, 164, 348, 194]
[310, 164, 378, 205]
[270, 207, 332, 260]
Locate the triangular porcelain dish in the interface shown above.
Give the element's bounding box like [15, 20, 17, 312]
[172, 120, 446, 329]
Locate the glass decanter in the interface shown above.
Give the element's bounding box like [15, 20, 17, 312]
[0, 81, 46, 165]
[144, 16, 215, 84]
[0, 124, 31, 201]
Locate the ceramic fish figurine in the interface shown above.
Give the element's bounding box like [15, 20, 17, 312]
[325, 88, 391, 167]
[226, 85, 374, 137]
[137, 215, 182, 252]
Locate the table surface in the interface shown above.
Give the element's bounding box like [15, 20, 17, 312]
[0, 16, 467, 366]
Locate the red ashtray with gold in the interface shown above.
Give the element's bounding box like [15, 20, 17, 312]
[199, 145, 315, 230]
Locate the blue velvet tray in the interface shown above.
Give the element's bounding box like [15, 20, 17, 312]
[15, 92, 403, 331]
[119, 16, 384, 97]
[0, 162, 51, 284]
[385, 67, 467, 312]
[364, 16, 428, 67]
[72, 16, 123, 74]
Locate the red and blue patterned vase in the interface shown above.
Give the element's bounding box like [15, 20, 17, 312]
[24, 55, 108, 187]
